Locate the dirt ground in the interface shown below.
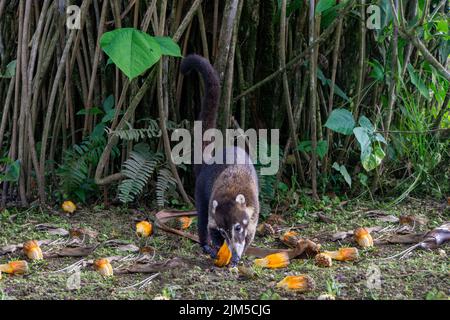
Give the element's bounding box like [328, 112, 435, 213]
[0, 197, 448, 300]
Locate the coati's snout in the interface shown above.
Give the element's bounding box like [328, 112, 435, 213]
[211, 194, 254, 263]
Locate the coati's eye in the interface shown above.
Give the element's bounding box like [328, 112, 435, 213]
[234, 224, 242, 232]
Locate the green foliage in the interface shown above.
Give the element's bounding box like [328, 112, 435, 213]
[324, 109, 355, 135]
[316, 0, 336, 15]
[156, 168, 178, 207]
[107, 120, 161, 141]
[332, 162, 351, 187]
[58, 136, 117, 203]
[0, 60, 17, 78]
[118, 143, 163, 203]
[0, 158, 20, 182]
[298, 140, 328, 159]
[100, 28, 182, 80]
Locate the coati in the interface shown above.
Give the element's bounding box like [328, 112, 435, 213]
[181, 54, 259, 266]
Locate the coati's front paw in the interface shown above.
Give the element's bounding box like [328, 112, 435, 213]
[201, 244, 218, 259]
[229, 254, 240, 267]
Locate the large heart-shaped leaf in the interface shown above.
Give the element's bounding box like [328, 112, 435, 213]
[101, 28, 162, 80]
[324, 109, 355, 135]
[154, 37, 182, 57]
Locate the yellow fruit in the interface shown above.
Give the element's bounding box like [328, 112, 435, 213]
[94, 258, 113, 277]
[323, 247, 359, 261]
[0, 260, 29, 275]
[254, 252, 290, 269]
[178, 216, 193, 230]
[62, 200, 77, 213]
[315, 253, 333, 267]
[354, 227, 374, 248]
[276, 275, 315, 292]
[214, 242, 232, 267]
[23, 240, 44, 260]
[136, 221, 153, 238]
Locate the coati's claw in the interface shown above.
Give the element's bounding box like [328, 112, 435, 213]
[202, 245, 218, 259]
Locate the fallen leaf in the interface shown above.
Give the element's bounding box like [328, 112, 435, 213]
[399, 215, 428, 226]
[35, 224, 69, 236]
[316, 212, 333, 223]
[115, 257, 185, 274]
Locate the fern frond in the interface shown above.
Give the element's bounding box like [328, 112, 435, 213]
[118, 143, 164, 203]
[155, 168, 177, 207]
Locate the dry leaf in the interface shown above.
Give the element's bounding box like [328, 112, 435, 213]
[323, 247, 359, 261]
[315, 253, 332, 267]
[399, 215, 428, 226]
[62, 201, 77, 213]
[115, 257, 185, 274]
[136, 221, 153, 238]
[354, 227, 374, 248]
[254, 252, 289, 269]
[35, 224, 69, 236]
[0, 260, 29, 275]
[94, 258, 113, 277]
[23, 240, 44, 260]
[316, 212, 333, 223]
[276, 275, 315, 292]
[69, 227, 98, 239]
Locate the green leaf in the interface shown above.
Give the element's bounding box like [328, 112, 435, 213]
[358, 116, 375, 132]
[407, 64, 431, 100]
[332, 162, 351, 187]
[100, 28, 162, 80]
[353, 127, 372, 155]
[76, 107, 104, 116]
[358, 173, 368, 187]
[297, 140, 328, 159]
[368, 59, 384, 82]
[361, 144, 385, 171]
[324, 109, 355, 135]
[154, 36, 182, 57]
[316, 0, 336, 15]
[0, 60, 17, 78]
[317, 68, 350, 102]
[0, 159, 20, 182]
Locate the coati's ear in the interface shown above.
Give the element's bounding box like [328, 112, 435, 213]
[236, 194, 246, 205]
[212, 200, 218, 209]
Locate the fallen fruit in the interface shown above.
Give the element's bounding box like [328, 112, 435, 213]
[62, 200, 77, 213]
[23, 240, 44, 260]
[276, 275, 315, 292]
[94, 258, 114, 277]
[254, 252, 289, 269]
[354, 227, 374, 248]
[281, 231, 299, 247]
[178, 216, 193, 230]
[0, 260, 29, 275]
[136, 221, 153, 238]
[323, 247, 359, 261]
[214, 242, 232, 267]
[315, 253, 333, 267]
